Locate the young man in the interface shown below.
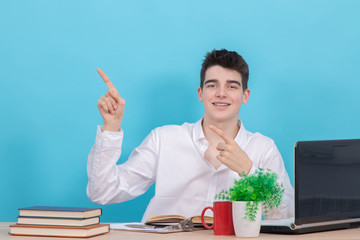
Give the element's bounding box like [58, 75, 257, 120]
[87, 49, 294, 222]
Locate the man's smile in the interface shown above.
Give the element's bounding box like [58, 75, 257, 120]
[212, 102, 231, 109]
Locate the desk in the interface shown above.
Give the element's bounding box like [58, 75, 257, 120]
[2, 223, 360, 240]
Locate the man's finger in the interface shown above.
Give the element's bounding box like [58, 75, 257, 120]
[97, 68, 115, 89]
[107, 88, 121, 103]
[105, 92, 118, 109]
[216, 155, 225, 164]
[216, 143, 229, 151]
[209, 125, 232, 144]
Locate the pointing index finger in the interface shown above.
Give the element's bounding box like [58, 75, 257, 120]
[97, 68, 115, 89]
[209, 125, 232, 144]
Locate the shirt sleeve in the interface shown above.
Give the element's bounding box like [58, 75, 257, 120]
[86, 126, 158, 205]
[259, 144, 295, 219]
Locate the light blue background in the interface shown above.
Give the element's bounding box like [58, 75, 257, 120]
[1, 0, 360, 222]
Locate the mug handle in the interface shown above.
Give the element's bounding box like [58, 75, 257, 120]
[201, 206, 214, 229]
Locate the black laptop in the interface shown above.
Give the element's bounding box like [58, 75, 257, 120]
[261, 139, 360, 234]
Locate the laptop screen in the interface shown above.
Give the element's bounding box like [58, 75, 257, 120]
[295, 139, 360, 225]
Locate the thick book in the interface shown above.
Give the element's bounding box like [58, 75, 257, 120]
[9, 223, 110, 238]
[19, 206, 102, 219]
[17, 216, 100, 227]
[146, 215, 213, 227]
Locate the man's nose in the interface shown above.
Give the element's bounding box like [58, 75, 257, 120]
[215, 86, 227, 97]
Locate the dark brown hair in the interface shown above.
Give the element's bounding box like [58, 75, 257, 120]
[200, 49, 249, 91]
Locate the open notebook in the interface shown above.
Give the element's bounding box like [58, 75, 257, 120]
[261, 139, 360, 234]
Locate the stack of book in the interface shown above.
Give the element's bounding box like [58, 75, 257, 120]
[9, 206, 110, 238]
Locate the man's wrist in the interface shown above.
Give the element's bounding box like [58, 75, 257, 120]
[103, 122, 121, 132]
[237, 160, 253, 175]
[243, 161, 253, 175]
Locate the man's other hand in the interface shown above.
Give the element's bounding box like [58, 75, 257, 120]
[97, 68, 125, 131]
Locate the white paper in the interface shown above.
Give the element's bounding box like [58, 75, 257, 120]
[110, 222, 181, 233]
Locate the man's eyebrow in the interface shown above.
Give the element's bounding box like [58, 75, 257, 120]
[227, 80, 242, 86]
[204, 79, 218, 85]
[204, 79, 242, 87]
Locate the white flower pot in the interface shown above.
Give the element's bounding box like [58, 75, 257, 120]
[232, 201, 262, 238]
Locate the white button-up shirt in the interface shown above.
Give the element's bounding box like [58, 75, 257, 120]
[87, 119, 294, 222]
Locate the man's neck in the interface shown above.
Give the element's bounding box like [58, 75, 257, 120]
[202, 117, 240, 143]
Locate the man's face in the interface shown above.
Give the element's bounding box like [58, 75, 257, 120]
[198, 65, 250, 123]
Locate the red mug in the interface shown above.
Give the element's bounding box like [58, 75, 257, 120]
[201, 201, 235, 235]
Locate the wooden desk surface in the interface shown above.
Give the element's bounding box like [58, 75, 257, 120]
[2, 223, 360, 240]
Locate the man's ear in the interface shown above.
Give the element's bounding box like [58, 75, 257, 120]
[197, 87, 203, 102]
[242, 88, 250, 104]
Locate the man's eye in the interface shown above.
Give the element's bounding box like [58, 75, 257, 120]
[206, 84, 216, 88]
[228, 85, 238, 89]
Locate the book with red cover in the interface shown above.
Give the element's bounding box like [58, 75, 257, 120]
[9, 223, 110, 238]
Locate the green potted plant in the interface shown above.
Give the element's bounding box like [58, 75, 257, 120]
[215, 168, 284, 237]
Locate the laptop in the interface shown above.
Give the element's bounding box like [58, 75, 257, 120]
[261, 139, 360, 234]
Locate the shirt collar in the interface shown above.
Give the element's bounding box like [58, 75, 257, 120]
[193, 118, 248, 147]
[193, 118, 205, 143]
[234, 119, 248, 148]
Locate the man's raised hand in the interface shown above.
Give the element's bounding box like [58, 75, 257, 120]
[209, 125, 253, 175]
[96, 69, 125, 131]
